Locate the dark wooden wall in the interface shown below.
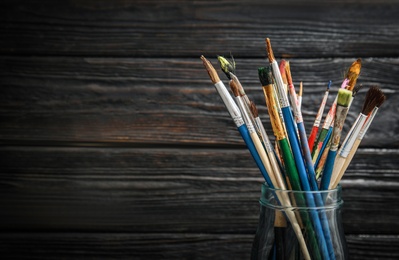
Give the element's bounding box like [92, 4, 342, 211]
[1, 0, 399, 259]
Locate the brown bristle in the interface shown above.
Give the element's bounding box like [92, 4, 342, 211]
[279, 60, 288, 85]
[200, 55, 220, 84]
[285, 61, 293, 85]
[229, 79, 241, 97]
[250, 101, 259, 118]
[361, 86, 385, 115]
[376, 89, 386, 108]
[265, 38, 275, 62]
[229, 73, 246, 97]
[346, 59, 362, 91]
[352, 83, 363, 97]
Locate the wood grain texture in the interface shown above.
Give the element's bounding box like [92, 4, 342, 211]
[1, 146, 398, 234]
[2, 0, 399, 58]
[1, 57, 398, 147]
[2, 0, 399, 258]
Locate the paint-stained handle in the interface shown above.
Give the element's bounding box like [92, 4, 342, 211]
[308, 126, 319, 151]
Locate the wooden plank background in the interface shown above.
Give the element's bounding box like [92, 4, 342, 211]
[1, 0, 399, 259]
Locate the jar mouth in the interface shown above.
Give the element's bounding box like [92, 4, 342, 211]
[260, 183, 343, 210]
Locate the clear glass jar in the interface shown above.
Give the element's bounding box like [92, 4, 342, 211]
[251, 184, 348, 260]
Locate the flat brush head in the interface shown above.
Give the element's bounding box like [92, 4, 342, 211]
[217, 55, 236, 80]
[258, 66, 274, 86]
[229, 78, 241, 97]
[250, 101, 259, 118]
[200, 55, 220, 84]
[362, 86, 385, 115]
[337, 89, 352, 107]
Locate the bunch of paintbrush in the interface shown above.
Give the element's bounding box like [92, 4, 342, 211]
[200, 38, 386, 260]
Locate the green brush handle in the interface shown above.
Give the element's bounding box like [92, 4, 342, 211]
[278, 138, 323, 259]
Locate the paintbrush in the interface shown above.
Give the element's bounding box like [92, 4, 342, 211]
[259, 66, 321, 260]
[308, 81, 331, 151]
[200, 55, 273, 187]
[330, 87, 386, 188]
[286, 62, 336, 259]
[250, 101, 286, 186]
[320, 89, 352, 190]
[229, 76, 277, 188]
[329, 86, 382, 188]
[315, 75, 364, 178]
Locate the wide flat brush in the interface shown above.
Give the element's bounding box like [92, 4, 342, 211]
[331, 88, 386, 188]
[200, 55, 272, 187]
[320, 89, 352, 190]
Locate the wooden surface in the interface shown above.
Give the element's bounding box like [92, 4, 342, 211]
[1, 0, 399, 259]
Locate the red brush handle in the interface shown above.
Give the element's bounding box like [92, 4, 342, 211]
[308, 126, 319, 151]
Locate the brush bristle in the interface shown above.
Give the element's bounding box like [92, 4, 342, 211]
[337, 89, 352, 107]
[250, 101, 259, 118]
[362, 86, 385, 114]
[217, 55, 235, 80]
[258, 66, 274, 86]
[284, 61, 293, 85]
[200, 55, 220, 84]
[265, 38, 275, 62]
[376, 90, 386, 108]
[229, 78, 241, 97]
[352, 83, 363, 97]
[279, 60, 288, 85]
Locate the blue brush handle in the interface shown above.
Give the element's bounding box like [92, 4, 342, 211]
[281, 108, 331, 260]
[298, 124, 336, 259]
[237, 125, 274, 188]
[320, 149, 337, 190]
[281, 108, 310, 190]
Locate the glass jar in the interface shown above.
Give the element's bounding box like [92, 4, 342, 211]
[251, 184, 348, 260]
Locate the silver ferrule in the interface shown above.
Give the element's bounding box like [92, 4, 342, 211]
[214, 81, 244, 127]
[271, 61, 290, 108]
[236, 96, 255, 133]
[339, 114, 367, 157]
[255, 117, 273, 153]
[359, 107, 379, 139]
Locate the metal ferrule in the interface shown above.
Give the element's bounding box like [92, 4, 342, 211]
[271, 61, 290, 108]
[359, 107, 379, 139]
[214, 81, 244, 127]
[255, 117, 273, 153]
[339, 114, 367, 157]
[235, 96, 255, 133]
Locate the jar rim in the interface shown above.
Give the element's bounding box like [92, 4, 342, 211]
[260, 183, 343, 210]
